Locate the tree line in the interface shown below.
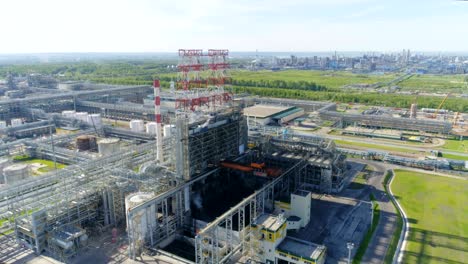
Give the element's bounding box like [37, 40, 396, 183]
[2, 62, 465, 112]
[231, 79, 331, 92]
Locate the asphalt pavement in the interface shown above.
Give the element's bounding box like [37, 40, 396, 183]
[349, 159, 399, 264]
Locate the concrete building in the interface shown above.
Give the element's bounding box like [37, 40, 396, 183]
[276, 236, 326, 264]
[246, 190, 326, 264]
[290, 190, 311, 228]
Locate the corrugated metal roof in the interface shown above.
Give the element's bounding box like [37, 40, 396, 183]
[272, 107, 303, 120]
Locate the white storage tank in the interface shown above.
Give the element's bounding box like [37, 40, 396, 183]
[0, 121, 7, 129]
[3, 164, 30, 185]
[61, 110, 76, 119]
[125, 192, 155, 247]
[164, 124, 174, 138]
[145, 122, 158, 135]
[75, 112, 88, 122]
[87, 114, 102, 129]
[11, 118, 23, 127]
[97, 138, 120, 156]
[130, 120, 145, 133]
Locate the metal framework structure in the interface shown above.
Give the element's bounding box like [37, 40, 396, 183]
[175, 49, 232, 112]
[190, 111, 246, 178]
[0, 135, 175, 259]
[75, 100, 168, 121]
[194, 159, 307, 264]
[266, 135, 346, 193]
[0, 85, 150, 122]
[248, 127, 347, 193]
[319, 109, 452, 134]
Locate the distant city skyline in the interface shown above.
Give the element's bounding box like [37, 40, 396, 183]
[1, 0, 468, 54]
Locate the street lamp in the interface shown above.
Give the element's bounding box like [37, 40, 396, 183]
[347, 242, 355, 264]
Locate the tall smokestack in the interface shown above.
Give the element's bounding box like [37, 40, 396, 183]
[153, 80, 163, 162]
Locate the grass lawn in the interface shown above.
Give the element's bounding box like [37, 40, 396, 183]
[333, 139, 420, 154]
[340, 134, 425, 147]
[391, 170, 468, 264]
[441, 153, 468, 161]
[398, 74, 466, 93]
[21, 159, 66, 174]
[231, 69, 397, 89]
[440, 139, 468, 153]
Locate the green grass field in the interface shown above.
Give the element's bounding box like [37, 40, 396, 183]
[21, 159, 66, 174]
[231, 70, 397, 89]
[441, 153, 468, 161]
[391, 170, 468, 264]
[398, 74, 466, 93]
[440, 139, 468, 153]
[333, 139, 421, 154]
[232, 70, 467, 93]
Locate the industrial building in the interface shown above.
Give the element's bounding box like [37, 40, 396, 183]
[244, 104, 305, 126]
[0, 49, 350, 264]
[319, 105, 453, 134]
[3, 49, 464, 264]
[0, 79, 463, 264]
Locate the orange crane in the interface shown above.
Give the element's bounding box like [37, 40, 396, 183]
[432, 93, 450, 118]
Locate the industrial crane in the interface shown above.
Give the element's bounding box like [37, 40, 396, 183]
[432, 93, 450, 118]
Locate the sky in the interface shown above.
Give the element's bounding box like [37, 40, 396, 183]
[1, 0, 468, 53]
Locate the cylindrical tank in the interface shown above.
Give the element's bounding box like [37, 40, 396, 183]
[49, 237, 74, 250]
[62, 110, 76, 119]
[10, 118, 23, 127]
[125, 192, 154, 211]
[163, 124, 174, 138]
[146, 122, 158, 135]
[0, 121, 7, 129]
[0, 158, 9, 184]
[125, 192, 155, 244]
[97, 138, 120, 156]
[3, 164, 30, 185]
[75, 112, 88, 122]
[87, 114, 102, 129]
[76, 135, 91, 151]
[130, 120, 145, 133]
[89, 136, 97, 150]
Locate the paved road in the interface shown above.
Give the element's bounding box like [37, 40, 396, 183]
[349, 159, 399, 264]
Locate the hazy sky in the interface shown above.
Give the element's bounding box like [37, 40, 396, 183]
[1, 0, 467, 53]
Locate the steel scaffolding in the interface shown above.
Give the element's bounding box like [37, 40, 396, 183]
[194, 159, 307, 264]
[0, 136, 175, 255]
[319, 109, 452, 134]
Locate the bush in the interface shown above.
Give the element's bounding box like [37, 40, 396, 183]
[12, 154, 31, 161]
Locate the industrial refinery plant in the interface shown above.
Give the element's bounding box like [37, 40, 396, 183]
[0, 49, 466, 264]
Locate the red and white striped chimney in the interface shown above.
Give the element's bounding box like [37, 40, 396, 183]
[153, 80, 163, 162]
